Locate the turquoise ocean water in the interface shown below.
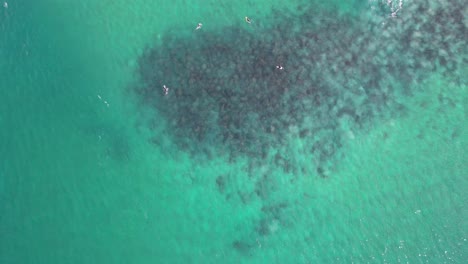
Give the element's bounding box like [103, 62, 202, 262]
[0, 0, 466, 263]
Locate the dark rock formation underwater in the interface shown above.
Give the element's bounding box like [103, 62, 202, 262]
[134, 0, 466, 254]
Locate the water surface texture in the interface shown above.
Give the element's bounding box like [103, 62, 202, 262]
[1, 0, 466, 263]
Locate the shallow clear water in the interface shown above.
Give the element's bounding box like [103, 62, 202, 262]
[0, 1, 466, 263]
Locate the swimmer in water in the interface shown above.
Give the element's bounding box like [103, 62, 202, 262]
[163, 85, 169, 95]
[195, 23, 202, 30]
[245, 17, 251, 24]
[276, 65, 284, 70]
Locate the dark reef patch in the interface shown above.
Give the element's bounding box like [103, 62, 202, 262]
[136, 1, 465, 174]
[134, 0, 466, 252]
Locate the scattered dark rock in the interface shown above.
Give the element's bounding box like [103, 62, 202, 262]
[232, 240, 254, 255]
[215, 175, 226, 193]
